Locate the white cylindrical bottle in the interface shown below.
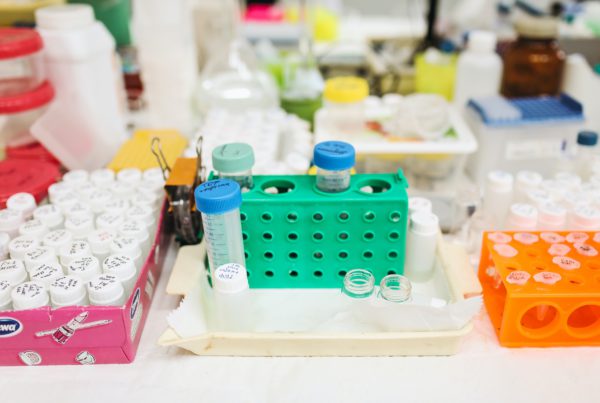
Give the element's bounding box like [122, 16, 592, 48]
[29, 262, 64, 287]
[11, 281, 49, 310]
[0, 259, 28, 287]
[538, 203, 567, 231]
[403, 212, 439, 282]
[50, 275, 88, 308]
[87, 273, 125, 306]
[67, 256, 101, 283]
[0, 210, 23, 239]
[0, 280, 12, 311]
[33, 5, 126, 170]
[505, 203, 538, 230]
[33, 205, 64, 230]
[574, 131, 598, 180]
[0, 233, 9, 260]
[6, 193, 37, 220]
[453, 30, 503, 108]
[483, 170, 514, 228]
[515, 171, 543, 202]
[212, 263, 251, 331]
[102, 254, 137, 296]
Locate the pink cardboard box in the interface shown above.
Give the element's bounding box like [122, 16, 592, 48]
[0, 207, 169, 366]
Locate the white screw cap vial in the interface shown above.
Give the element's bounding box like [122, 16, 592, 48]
[53, 192, 79, 214]
[0, 209, 24, 238]
[18, 219, 49, 240]
[62, 170, 89, 186]
[59, 240, 92, 267]
[29, 262, 64, 286]
[64, 215, 95, 239]
[142, 167, 165, 186]
[0, 259, 28, 286]
[6, 192, 37, 220]
[75, 182, 97, 202]
[570, 205, 600, 230]
[538, 203, 567, 230]
[90, 168, 115, 188]
[540, 180, 567, 202]
[136, 179, 164, 197]
[131, 191, 160, 210]
[48, 182, 73, 204]
[8, 235, 40, 260]
[213, 263, 249, 293]
[117, 168, 142, 185]
[23, 246, 58, 272]
[102, 254, 137, 295]
[126, 205, 154, 228]
[49, 275, 88, 308]
[65, 202, 93, 220]
[87, 229, 116, 260]
[555, 171, 582, 190]
[11, 281, 49, 310]
[562, 191, 592, 212]
[103, 199, 130, 216]
[0, 280, 12, 311]
[33, 205, 63, 230]
[118, 219, 149, 244]
[408, 197, 433, 216]
[515, 171, 543, 202]
[43, 229, 73, 254]
[96, 212, 125, 231]
[0, 233, 10, 260]
[526, 188, 554, 209]
[506, 203, 538, 230]
[404, 212, 439, 282]
[109, 237, 141, 268]
[484, 170, 514, 228]
[112, 181, 135, 200]
[67, 256, 101, 282]
[87, 274, 125, 306]
[87, 189, 112, 213]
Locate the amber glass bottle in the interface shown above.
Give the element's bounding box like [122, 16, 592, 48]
[501, 17, 565, 97]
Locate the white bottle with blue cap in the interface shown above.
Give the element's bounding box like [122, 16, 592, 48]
[195, 179, 246, 271]
[575, 130, 598, 180]
[313, 141, 355, 193]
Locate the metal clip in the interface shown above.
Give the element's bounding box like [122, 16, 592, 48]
[151, 137, 171, 180]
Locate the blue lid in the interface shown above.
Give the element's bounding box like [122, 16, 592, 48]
[194, 179, 242, 214]
[577, 131, 598, 146]
[313, 141, 355, 171]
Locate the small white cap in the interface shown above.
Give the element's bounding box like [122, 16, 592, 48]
[516, 171, 543, 191]
[87, 189, 112, 213]
[53, 192, 79, 214]
[142, 168, 165, 186]
[0, 259, 28, 286]
[213, 263, 249, 293]
[571, 205, 600, 229]
[506, 203, 538, 230]
[87, 274, 125, 306]
[43, 229, 73, 254]
[75, 183, 97, 202]
[540, 180, 567, 202]
[0, 209, 23, 236]
[112, 182, 135, 200]
[23, 246, 58, 272]
[8, 235, 39, 260]
[467, 30, 497, 53]
[90, 169, 115, 188]
[117, 168, 142, 185]
[563, 191, 592, 211]
[409, 212, 439, 235]
[36, 4, 95, 30]
[65, 202, 93, 221]
[47, 182, 73, 204]
[59, 240, 92, 267]
[64, 215, 95, 239]
[33, 205, 63, 229]
[118, 220, 149, 244]
[62, 169, 89, 185]
[555, 172, 582, 190]
[131, 191, 160, 210]
[136, 179, 164, 197]
[0, 280, 12, 309]
[102, 254, 136, 293]
[18, 219, 49, 240]
[0, 233, 9, 258]
[126, 205, 154, 227]
[87, 229, 116, 256]
[68, 256, 101, 282]
[486, 170, 513, 193]
[96, 212, 125, 230]
[109, 237, 141, 261]
[49, 275, 87, 307]
[29, 262, 63, 286]
[103, 199, 130, 216]
[7, 193, 37, 219]
[11, 281, 49, 310]
[527, 189, 553, 209]
[408, 197, 433, 216]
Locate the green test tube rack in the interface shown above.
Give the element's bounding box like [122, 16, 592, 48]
[239, 170, 409, 288]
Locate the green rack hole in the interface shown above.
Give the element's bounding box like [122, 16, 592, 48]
[337, 231, 349, 241]
[388, 231, 400, 241]
[338, 270, 347, 277]
[264, 251, 274, 260]
[240, 212, 247, 222]
[313, 270, 323, 277]
[244, 251, 249, 259]
[363, 250, 374, 259]
[312, 232, 324, 241]
[289, 270, 299, 277]
[313, 251, 324, 260]
[261, 212, 273, 222]
[312, 212, 324, 222]
[288, 232, 299, 241]
[286, 212, 299, 222]
[363, 231, 375, 241]
[358, 179, 391, 194]
[338, 211, 350, 222]
[387, 270, 396, 275]
[242, 232, 248, 241]
[363, 211, 376, 222]
[289, 251, 298, 259]
[262, 232, 273, 241]
[246, 271, 251, 277]
[389, 211, 402, 223]
[338, 250, 348, 259]
[262, 180, 295, 194]
[265, 270, 274, 277]
[388, 250, 399, 259]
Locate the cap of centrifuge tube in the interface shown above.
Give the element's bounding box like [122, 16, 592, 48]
[577, 131, 598, 147]
[103, 199, 130, 216]
[571, 205, 600, 229]
[62, 170, 89, 186]
[49, 275, 87, 308]
[118, 220, 149, 244]
[408, 197, 433, 216]
[11, 281, 49, 310]
[6, 193, 37, 220]
[0, 233, 9, 259]
[19, 219, 49, 240]
[96, 212, 125, 231]
[43, 229, 73, 254]
[0, 259, 28, 286]
[409, 212, 439, 235]
[65, 202, 93, 220]
[87, 189, 112, 213]
[53, 192, 78, 214]
[67, 256, 101, 282]
[486, 170, 513, 193]
[213, 263, 249, 293]
[0, 280, 12, 311]
[212, 143, 255, 174]
[109, 237, 141, 262]
[47, 182, 73, 204]
[59, 240, 91, 267]
[143, 168, 165, 186]
[506, 203, 538, 230]
[0, 209, 23, 238]
[563, 191, 592, 212]
[33, 205, 63, 229]
[64, 215, 95, 239]
[313, 141, 356, 171]
[90, 168, 115, 188]
[136, 179, 164, 197]
[23, 246, 58, 272]
[537, 203, 566, 230]
[87, 274, 125, 306]
[29, 262, 63, 286]
[102, 254, 137, 294]
[8, 235, 39, 260]
[131, 191, 160, 210]
[117, 168, 142, 185]
[87, 229, 116, 256]
[194, 179, 242, 215]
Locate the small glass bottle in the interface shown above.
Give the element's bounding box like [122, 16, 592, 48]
[341, 269, 375, 299]
[194, 179, 245, 271]
[211, 143, 255, 191]
[313, 141, 355, 193]
[574, 131, 598, 180]
[379, 274, 412, 303]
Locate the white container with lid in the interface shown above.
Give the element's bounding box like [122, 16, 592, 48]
[112, 182, 135, 200]
[570, 205, 600, 230]
[0, 233, 10, 260]
[6, 192, 37, 220]
[62, 170, 89, 186]
[0, 259, 28, 286]
[96, 212, 125, 231]
[515, 171, 543, 202]
[483, 170, 513, 228]
[0, 280, 12, 311]
[8, 235, 39, 260]
[59, 240, 92, 267]
[87, 229, 116, 262]
[32, 4, 126, 170]
[118, 220, 150, 255]
[11, 281, 49, 310]
[131, 191, 160, 211]
[538, 203, 567, 231]
[23, 246, 58, 272]
[126, 205, 155, 231]
[29, 262, 63, 286]
[87, 189, 112, 213]
[506, 203, 538, 230]
[75, 182, 97, 202]
[212, 263, 251, 331]
[117, 168, 142, 185]
[87, 273, 125, 306]
[53, 192, 79, 214]
[47, 182, 73, 203]
[43, 229, 73, 254]
[109, 237, 141, 269]
[315, 77, 368, 136]
[49, 275, 88, 308]
[0, 209, 24, 238]
[18, 219, 49, 240]
[90, 168, 115, 188]
[65, 202, 93, 220]
[33, 204, 63, 230]
[102, 254, 137, 295]
[103, 199, 130, 216]
[64, 215, 95, 239]
[67, 256, 101, 283]
[143, 167, 165, 186]
[404, 212, 439, 282]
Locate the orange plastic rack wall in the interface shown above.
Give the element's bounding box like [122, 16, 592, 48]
[479, 231, 600, 347]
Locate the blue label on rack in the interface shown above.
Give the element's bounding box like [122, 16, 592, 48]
[0, 318, 22, 337]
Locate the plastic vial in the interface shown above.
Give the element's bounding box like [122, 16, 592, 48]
[0, 209, 24, 238]
[64, 215, 95, 240]
[65, 202, 93, 221]
[30, 262, 64, 287]
[0, 233, 9, 260]
[11, 281, 49, 310]
[555, 171, 582, 191]
[87, 274, 125, 306]
[408, 197, 433, 217]
[314, 141, 355, 193]
[404, 212, 439, 282]
[50, 275, 88, 308]
[53, 192, 79, 214]
[125, 205, 154, 231]
[540, 180, 567, 202]
[96, 212, 125, 231]
[506, 203, 538, 230]
[212, 263, 250, 331]
[526, 189, 554, 210]
[0, 259, 28, 286]
[537, 203, 567, 231]
[137, 179, 164, 198]
[118, 220, 150, 256]
[87, 229, 116, 262]
[109, 237, 142, 270]
[18, 219, 48, 241]
[194, 179, 245, 271]
[76, 182, 98, 202]
[112, 182, 135, 200]
[102, 254, 137, 295]
[62, 170, 89, 186]
[575, 131, 598, 180]
[341, 269, 375, 299]
[570, 205, 600, 230]
[8, 235, 40, 260]
[379, 274, 412, 303]
[483, 170, 514, 228]
[90, 168, 115, 188]
[318, 76, 368, 135]
[6, 192, 37, 220]
[43, 229, 73, 255]
[515, 171, 543, 202]
[68, 256, 101, 283]
[117, 168, 142, 186]
[212, 143, 255, 190]
[48, 182, 73, 204]
[23, 246, 58, 272]
[103, 199, 130, 216]
[33, 205, 63, 230]
[0, 280, 12, 311]
[59, 240, 92, 267]
[143, 167, 166, 186]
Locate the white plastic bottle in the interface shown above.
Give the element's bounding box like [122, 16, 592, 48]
[483, 170, 514, 228]
[212, 263, 251, 331]
[453, 30, 503, 109]
[32, 5, 126, 170]
[403, 212, 439, 282]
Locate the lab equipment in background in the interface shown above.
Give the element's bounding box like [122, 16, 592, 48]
[501, 16, 565, 98]
[341, 269, 375, 299]
[194, 180, 245, 272]
[314, 77, 368, 136]
[69, 0, 131, 47]
[466, 94, 584, 185]
[514, 171, 543, 202]
[562, 54, 600, 134]
[414, 48, 457, 101]
[212, 143, 255, 191]
[212, 263, 251, 332]
[0, 0, 65, 27]
[574, 131, 598, 180]
[132, 0, 197, 132]
[483, 170, 513, 229]
[313, 141, 355, 193]
[403, 212, 439, 282]
[32, 4, 127, 170]
[453, 30, 502, 109]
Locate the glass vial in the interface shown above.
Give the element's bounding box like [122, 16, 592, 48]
[212, 143, 255, 191]
[313, 141, 355, 193]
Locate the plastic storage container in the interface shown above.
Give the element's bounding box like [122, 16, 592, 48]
[314, 76, 368, 135]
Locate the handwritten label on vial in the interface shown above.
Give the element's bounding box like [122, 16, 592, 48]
[552, 256, 581, 270]
[488, 232, 512, 244]
[540, 232, 565, 244]
[44, 230, 71, 245]
[533, 271, 561, 285]
[0, 259, 23, 273]
[103, 255, 131, 271]
[514, 233, 539, 245]
[566, 232, 589, 244]
[493, 244, 518, 258]
[69, 257, 96, 272]
[25, 247, 52, 261]
[573, 243, 598, 257]
[31, 266, 60, 281]
[506, 271, 531, 285]
[88, 275, 118, 291]
[14, 282, 45, 298]
[548, 244, 570, 256]
[51, 276, 81, 291]
[10, 237, 37, 252]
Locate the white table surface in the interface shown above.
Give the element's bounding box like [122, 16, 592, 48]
[1, 244, 599, 403]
